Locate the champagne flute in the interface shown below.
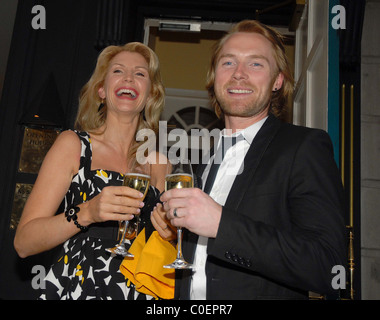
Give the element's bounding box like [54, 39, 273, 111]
[163, 159, 194, 269]
[106, 164, 150, 257]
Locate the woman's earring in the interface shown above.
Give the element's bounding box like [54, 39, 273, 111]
[98, 99, 105, 112]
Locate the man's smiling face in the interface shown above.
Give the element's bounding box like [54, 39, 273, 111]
[214, 32, 283, 121]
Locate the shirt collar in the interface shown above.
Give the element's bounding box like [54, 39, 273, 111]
[220, 116, 268, 146]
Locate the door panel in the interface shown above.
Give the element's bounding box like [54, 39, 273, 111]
[294, 0, 329, 131]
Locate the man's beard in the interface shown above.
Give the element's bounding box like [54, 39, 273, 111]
[218, 85, 273, 118]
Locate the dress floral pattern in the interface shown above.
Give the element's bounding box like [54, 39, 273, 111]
[39, 131, 160, 300]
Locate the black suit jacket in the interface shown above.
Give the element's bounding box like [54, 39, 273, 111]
[175, 114, 347, 300]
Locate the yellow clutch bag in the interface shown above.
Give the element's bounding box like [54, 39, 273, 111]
[120, 229, 176, 299]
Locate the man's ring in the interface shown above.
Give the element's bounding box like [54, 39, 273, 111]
[173, 208, 178, 218]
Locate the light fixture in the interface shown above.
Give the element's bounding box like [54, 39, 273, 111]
[159, 21, 201, 32]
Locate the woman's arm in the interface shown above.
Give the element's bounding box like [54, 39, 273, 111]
[14, 131, 145, 257]
[14, 130, 83, 257]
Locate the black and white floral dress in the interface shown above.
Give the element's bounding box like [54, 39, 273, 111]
[39, 131, 160, 300]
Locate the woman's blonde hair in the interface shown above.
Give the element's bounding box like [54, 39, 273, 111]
[206, 20, 294, 120]
[74, 42, 165, 165]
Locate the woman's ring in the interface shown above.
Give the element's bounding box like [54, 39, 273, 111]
[173, 208, 178, 218]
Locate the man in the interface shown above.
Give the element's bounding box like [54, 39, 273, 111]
[152, 20, 346, 299]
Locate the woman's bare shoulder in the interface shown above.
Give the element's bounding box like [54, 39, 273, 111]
[52, 130, 81, 151]
[42, 130, 82, 171]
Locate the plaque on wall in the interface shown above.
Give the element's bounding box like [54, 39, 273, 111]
[18, 127, 60, 174]
[9, 183, 34, 230]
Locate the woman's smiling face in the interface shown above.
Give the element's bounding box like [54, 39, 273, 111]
[98, 51, 151, 116]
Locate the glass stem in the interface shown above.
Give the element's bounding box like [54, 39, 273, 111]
[176, 227, 184, 259]
[118, 220, 129, 245]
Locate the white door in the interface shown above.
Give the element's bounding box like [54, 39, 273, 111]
[293, 0, 340, 163]
[294, 0, 328, 129]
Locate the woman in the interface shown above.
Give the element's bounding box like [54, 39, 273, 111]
[14, 42, 166, 299]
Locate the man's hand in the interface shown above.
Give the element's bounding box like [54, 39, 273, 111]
[160, 188, 223, 238]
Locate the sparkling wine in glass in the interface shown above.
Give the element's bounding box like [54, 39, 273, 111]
[163, 160, 194, 269]
[106, 165, 150, 257]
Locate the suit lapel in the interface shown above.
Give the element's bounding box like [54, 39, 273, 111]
[224, 114, 282, 209]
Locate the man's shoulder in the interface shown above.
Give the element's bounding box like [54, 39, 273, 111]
[278, 120, 328, 139]
[265, 116, 331, 149]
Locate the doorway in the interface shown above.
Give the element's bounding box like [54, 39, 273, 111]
[143, 18, 294, 168]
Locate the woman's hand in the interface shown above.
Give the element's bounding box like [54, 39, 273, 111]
[81, 185, 145, 225]
[150, 203, 177, 241]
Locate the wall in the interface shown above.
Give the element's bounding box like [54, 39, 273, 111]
[153, 29, 225, 91]
[360, 0, 380, 300]
[0, 0, 18, 100]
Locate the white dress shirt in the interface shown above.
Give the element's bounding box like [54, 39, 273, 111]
[190, 117, 267, 300]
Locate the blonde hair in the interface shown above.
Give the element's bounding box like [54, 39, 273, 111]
[206, 20, 294, 120]
[74, 42, 165, 166]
